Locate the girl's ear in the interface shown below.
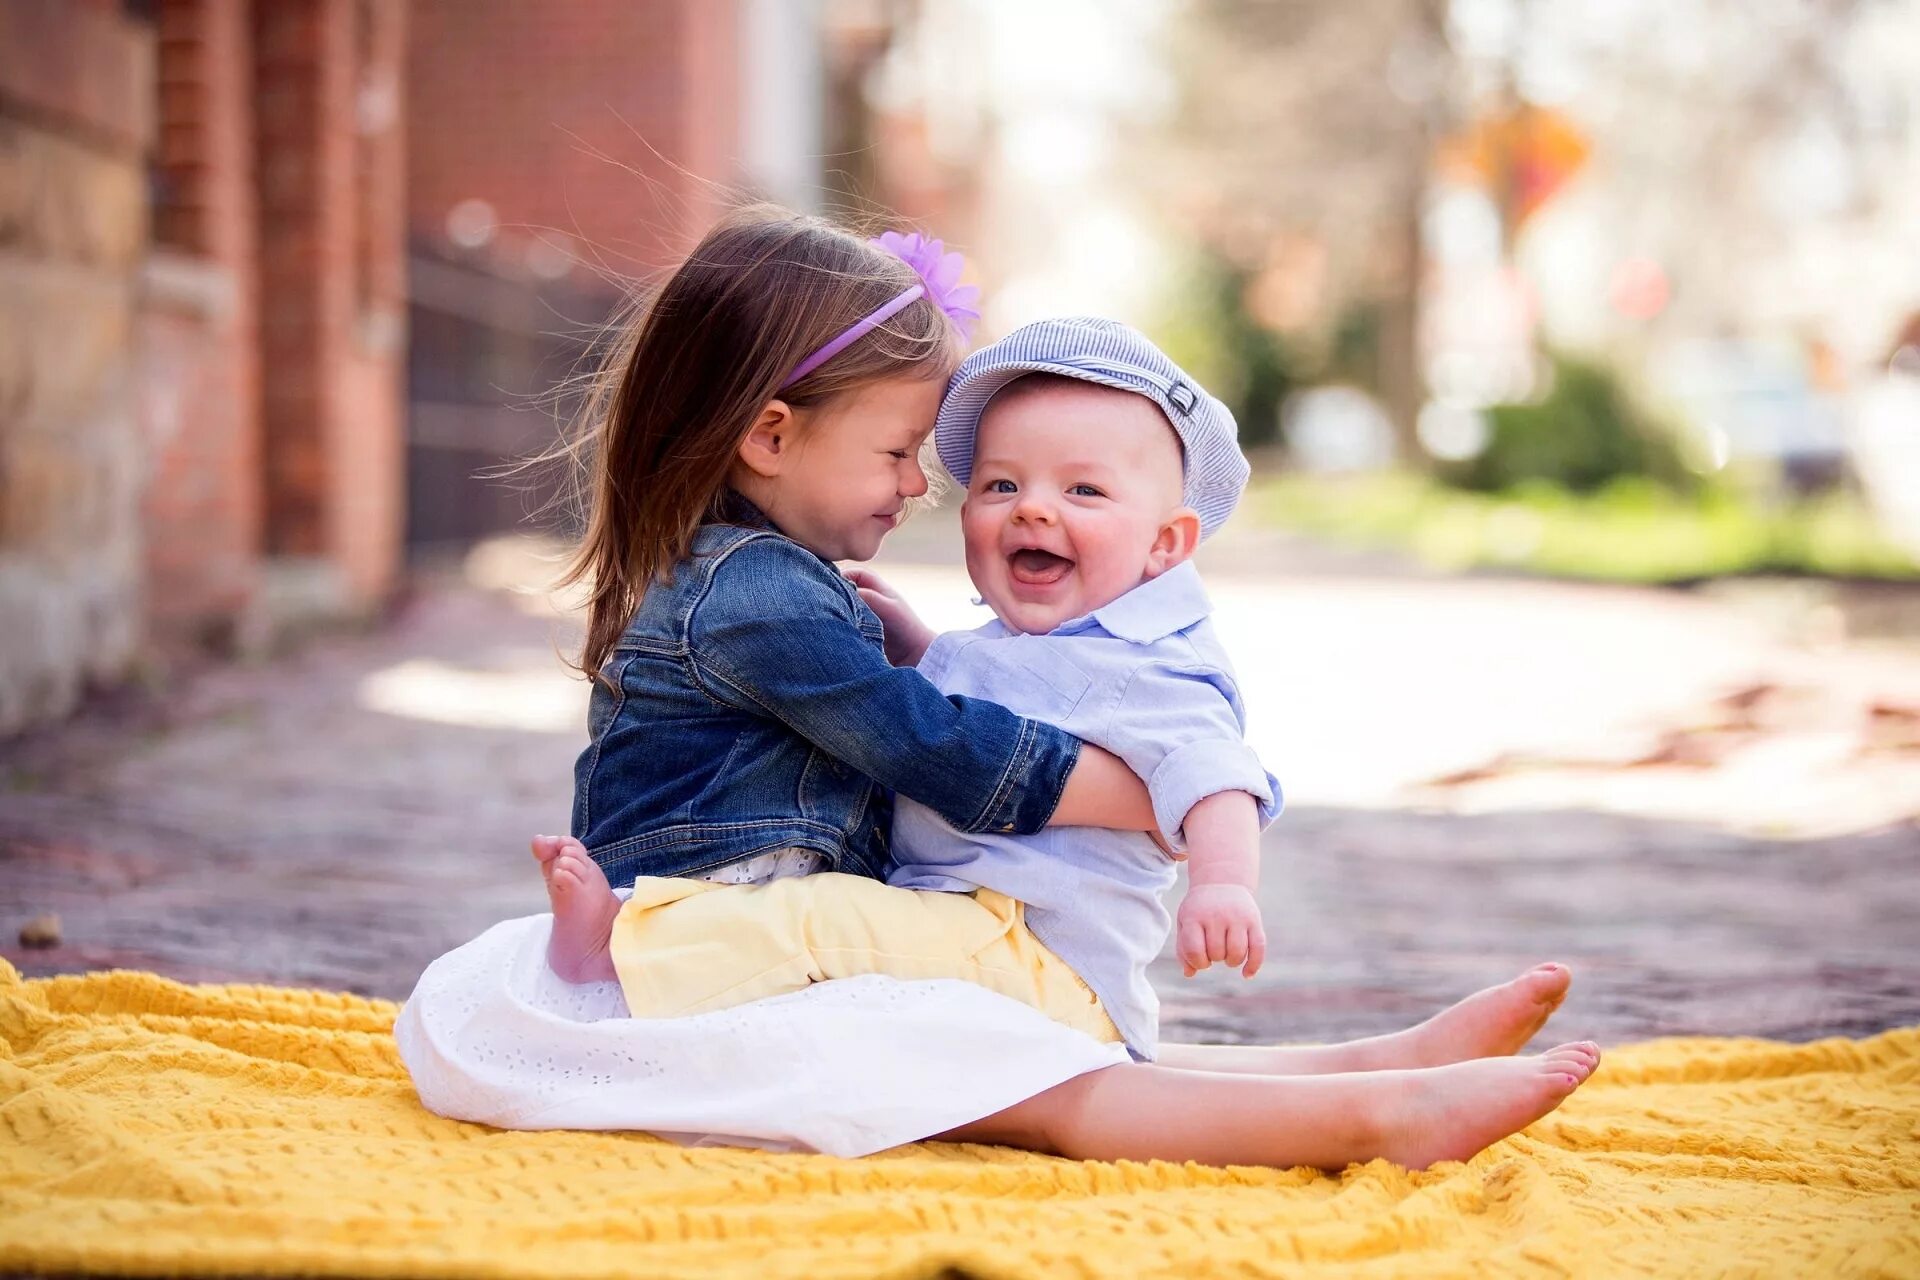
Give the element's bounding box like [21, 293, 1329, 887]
[1144, 508, 1202, 579]
[736, 399, 798, 478]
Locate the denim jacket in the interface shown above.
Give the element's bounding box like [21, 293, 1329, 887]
[572, 495, 1084, 888]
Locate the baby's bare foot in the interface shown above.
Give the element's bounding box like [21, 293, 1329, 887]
[1405, 963, 1572, 1066]
[1376, 1041, 1600, 1170]
[532, 835, 620, 984]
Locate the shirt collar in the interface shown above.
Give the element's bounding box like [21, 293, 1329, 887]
[1056, 560, 1212, 644]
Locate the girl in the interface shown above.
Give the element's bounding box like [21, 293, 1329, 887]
[551, 213, 1160, 903]
[397, 206, 1596, 1169]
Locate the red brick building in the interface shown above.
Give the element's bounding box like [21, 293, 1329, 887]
[1, 0, 802, 735]
[400, 0, 750, 552]
[149, 0, 409, 640]
[407, 1, 741, 271]
[0, 0, 410, 735]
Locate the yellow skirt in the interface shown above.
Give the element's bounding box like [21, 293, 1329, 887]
[610, 871, 1122, 1046]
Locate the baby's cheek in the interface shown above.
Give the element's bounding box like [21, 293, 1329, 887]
[960, 537, 1002, 601]
[1075, 520, 1141, 577]
[959, 510, 1001, 561]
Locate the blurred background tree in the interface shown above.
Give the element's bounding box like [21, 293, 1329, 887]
[1440, 351, 1692, 495]
[1155, 0, 1458, 460]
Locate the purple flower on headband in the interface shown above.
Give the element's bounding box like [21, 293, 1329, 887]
[874, 231, 981, 338]
[780, 228, 985, 389]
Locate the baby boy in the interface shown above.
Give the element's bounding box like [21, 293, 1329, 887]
[849, 317, 1281, 1057]
[540, 318, 1280, 1062]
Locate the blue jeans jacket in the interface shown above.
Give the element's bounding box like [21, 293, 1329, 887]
[572, 495, 1083, 888]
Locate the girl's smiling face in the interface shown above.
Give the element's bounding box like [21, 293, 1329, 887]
[740, 374, 941, 563]
[961, 379, 1199, 635]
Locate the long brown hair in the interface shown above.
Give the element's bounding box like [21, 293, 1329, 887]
[555, 205, 965, 681]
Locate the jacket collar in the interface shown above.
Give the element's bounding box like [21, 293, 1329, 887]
[714, 488, 777, 531]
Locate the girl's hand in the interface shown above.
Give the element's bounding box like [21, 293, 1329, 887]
[844, 568, 937, 667]
[1175, 883, 1266, 979]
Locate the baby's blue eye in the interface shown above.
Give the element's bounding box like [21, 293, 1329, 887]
[1069, 484, 1104, 498]
[985, 479, 1017, 494]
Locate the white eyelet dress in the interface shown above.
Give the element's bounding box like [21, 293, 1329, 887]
[391, 851, 1130, 1157]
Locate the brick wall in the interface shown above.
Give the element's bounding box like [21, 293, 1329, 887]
[406, 0, 740, 274]
[140, 0, 263, 652]
[256, 0, 406, 607]
[0, 0, 153, 731]
[400, 1, 744, 556]
[2, 0, 754, 734]
[1, 0, 410, 736]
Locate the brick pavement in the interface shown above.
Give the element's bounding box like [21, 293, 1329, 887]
[4, 540, 1917, 1048]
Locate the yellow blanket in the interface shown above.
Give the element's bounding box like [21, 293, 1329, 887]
[1, 960, 1915, 1279]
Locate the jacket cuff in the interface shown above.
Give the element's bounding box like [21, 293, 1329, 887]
[970, 718, 1082, 835]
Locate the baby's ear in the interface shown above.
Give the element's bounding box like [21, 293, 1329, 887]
[1145, 508, 1202, 579]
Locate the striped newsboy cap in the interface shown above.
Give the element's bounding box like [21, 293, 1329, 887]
[934, 316, 1251, 539]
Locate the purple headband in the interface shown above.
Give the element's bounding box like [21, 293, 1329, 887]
[779, 231, 981, 391]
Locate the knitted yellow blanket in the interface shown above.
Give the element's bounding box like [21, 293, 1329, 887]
[1, 960, 1915, 1279]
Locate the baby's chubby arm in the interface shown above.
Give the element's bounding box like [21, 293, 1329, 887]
[1176, 792, 1264, 978]
[1102, 657, 1282, 978]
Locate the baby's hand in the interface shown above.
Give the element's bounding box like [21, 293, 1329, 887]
[1176, 883, 1265, 978]
[843, 567, 936, 667]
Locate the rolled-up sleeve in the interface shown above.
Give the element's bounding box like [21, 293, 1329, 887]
[1105, 660, 1282, 849]
[687, 538, 1081, 835]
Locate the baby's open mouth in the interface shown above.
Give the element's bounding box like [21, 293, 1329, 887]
[1008, 548, 1075, 586]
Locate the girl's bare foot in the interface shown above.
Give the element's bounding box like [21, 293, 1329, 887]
[531, 835, 620, 984]
[1376, 1041, 1600, 1170]
[1401, 963, 1572, 1066]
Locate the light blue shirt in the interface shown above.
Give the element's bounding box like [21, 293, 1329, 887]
[888, 560, 1282, 1059]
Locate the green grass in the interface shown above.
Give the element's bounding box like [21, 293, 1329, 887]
[1251, 472, 1920, 584]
